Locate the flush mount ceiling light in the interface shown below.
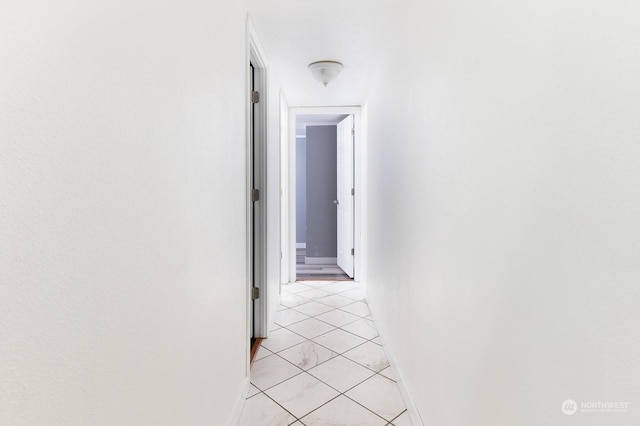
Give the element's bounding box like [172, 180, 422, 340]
[308, 61, 344, 87]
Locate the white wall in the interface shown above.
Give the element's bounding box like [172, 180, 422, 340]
[265, 68, 283, 333]
[365, 0, 640, 425]
[0, 1, 249, 424]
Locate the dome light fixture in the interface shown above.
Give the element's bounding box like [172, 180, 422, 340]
[308, 61, 344, 87]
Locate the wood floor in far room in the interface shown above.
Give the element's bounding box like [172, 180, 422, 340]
[296, 248, 351, 281]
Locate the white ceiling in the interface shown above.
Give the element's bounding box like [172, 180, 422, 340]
[247, 0, 396, 107]
[295, 114, 349, 137]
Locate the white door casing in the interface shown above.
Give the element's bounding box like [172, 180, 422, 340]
[286, 106, 362, 284]
[336, 115, 354, 278]
[247, 21, 268, 345]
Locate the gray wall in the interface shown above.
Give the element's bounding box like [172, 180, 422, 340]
[296, 137, 306, 245]
[306, 126, 337, 258]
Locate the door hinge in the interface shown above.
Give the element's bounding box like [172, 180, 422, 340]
[252, 188, 260, 201]
[351, 248, 355, 256]
[251, 91, 260, 104]
[251, 287, 260, 300]
[351, 188, 355, 196]
[351, 128, 355, 136]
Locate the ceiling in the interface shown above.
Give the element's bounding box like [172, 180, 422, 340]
[246, 0, 396, 107]
[295, 114, 349, 137]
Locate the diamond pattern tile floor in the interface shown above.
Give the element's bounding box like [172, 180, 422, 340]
[238, 281, 412, 425]
[278, 341, 336, 370]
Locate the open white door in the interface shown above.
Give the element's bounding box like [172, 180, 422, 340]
[336, 115, 354, 278]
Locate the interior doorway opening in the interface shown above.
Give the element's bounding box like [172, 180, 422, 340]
[284, 107, 364, 284]
[295, 114, 351, 281]
[247, 23, 268, 363]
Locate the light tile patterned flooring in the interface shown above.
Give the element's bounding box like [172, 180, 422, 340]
[238, 281, 412, 426]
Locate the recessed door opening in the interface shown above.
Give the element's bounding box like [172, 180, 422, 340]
[249, 61, 259, 354]
[247, 25, 268, 363]
[296, 114, 351, 281]
[289, 110, 361, 282]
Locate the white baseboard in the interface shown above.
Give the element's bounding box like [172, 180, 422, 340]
[304, 256, 338, 265]
[228, 377, 250, 426]
[296, 243, 306, 249]
[367, 300, 425, 425]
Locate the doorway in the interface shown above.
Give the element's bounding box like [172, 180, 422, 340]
[284, 107, 363, 284]
[295, 114, 352, 281]
[247, 28, 268, 360]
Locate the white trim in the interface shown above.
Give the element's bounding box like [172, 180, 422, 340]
[287, 108, 297, 282]
[304, 122, 342, 127]
[296, 243, 306, 249]
[244, 16, 252, 381]
[287, 106, 364, 284]
[367, 300, 425, 426]
[246, 17, 269, 345]
[304, 256, 337, 265]
[228, 377, 250, 426]
[280, 92, 290, 285]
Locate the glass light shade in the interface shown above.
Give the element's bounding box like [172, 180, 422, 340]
[308, 61, 344, 87]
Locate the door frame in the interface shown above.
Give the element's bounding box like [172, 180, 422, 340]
[279, 93, 289, 285]
[284, 106, 364, 283]
[246, 20, 268, 360]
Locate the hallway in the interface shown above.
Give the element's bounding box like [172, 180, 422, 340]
[3, 1, 640, 425]
[238, 281, 411, 425]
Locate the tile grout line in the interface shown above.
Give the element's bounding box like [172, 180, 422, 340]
[254, 352, 395, 424]
[247, 281, 407, 425]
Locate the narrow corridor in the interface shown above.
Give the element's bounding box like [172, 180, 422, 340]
[237, 281, 412, 425]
